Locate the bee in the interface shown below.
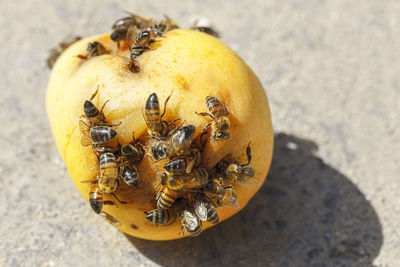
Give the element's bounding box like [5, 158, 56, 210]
[194, 199, 219, 224]
[143, 92, 172, 137]
[190, 18, 219, 38]
[89, 184, 115, 214]
[111, 13, 151, 47]
[86, 180, 128, 214]
[82, 88, 109, 126]
[120, 165, 139, 187]
[157, 187, 179, 210]
[125, 25, 163, 73]
[120, 132, 144, 163]
[146, 208, 176, 226]
[205, 202, 219, 224]
[79, 120, 117, 148]
[220, 188, 240, 208]
[193, 26, 219, 37]
[118, 132, 143, 187]
[151, 15, 179, 33]
[196, 96, 230, 141]
[152, 125, 196, 160]
[163, 148, 201, 174]
[203, 178, 239, 208]
[162, 168, 209, 191]
[181, 210, 202, 236]
[216, 142, 255, 186]
[98, 152, 119, 193]
[47, 35, 82, 69]
[77, 41, 109, 61]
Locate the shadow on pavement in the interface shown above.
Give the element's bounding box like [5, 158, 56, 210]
[126, 133, 382, 266]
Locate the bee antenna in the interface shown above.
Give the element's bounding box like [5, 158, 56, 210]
[161, 89, 173, 118]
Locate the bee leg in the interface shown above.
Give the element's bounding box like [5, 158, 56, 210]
[195, 112, 214, 120]
[180, 224, 184, 236]
[109, 121, 122, 127]
[241, 142, 252, 167]
[132, 131, 138, 143]
[166, 118, 181, 128]
[103, 200, 116, 206]
[199, 129, 209, 150]
[167, 120, 186, 137]
[99, 100, 110, 114]
[200, 123, 212, 137]
[80, 179, 96, 184]
[77, 54, 88, 60]
[110, 192, 129, 205]
[162, 118, 181, 136]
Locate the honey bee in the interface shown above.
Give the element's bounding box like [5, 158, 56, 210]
[146, 208, 177, 226]
[118, 132, 143, 187]
[151, 15, 179, 33]
[205, 202, 219, 224]
[190, 18, 219, 38]
[120, 132, 144, 163]
[120, 165, 139, 187]
[163, 148, 201, 174]
[194, 199, 219, 224]
[86, 179, 128, 214]
[151, 125, 196, 160]
[82, 88, 109, 126]
[125, 25, 163, 73]
[216, 142, 255, 186]
[181, 210, 202, 236]
[193, 26, 220, 37]
[220, 188, 240, 208]
[111, 13, 151, 46]
[98, 152, 119, 193]
[77, 41, 109, 61]
[143, 92, 172, 137]
[79, 120, 117, 147]
[157, 187, 179, 210]
[47, 35, 82, 69]
[203, 178, 239, 208]
[196, 96, 230, 141]
[89, 184, 115, 214]
[161, 168, 209, 191]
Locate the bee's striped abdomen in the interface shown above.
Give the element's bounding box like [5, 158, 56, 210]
[146, 209, 175, 225]
[89, 185, 103, 214]
[90, 126, 117, 144]
[145, 93, 161, 125]
[206, 96, 228, 118]
[206, 205, 219, 224]
[83, 100, 100, 118]
[157, 188, 178, 210]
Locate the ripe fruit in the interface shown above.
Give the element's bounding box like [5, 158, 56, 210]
[46, 29, 273, 240]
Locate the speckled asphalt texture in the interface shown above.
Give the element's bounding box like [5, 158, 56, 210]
[0, 0, 399, 266]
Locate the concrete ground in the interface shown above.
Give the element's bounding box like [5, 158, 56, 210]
[0, 0, 399, 266]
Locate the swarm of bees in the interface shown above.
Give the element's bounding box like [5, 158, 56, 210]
[78, 89, 256, 236]
[48, 13, 257, 237]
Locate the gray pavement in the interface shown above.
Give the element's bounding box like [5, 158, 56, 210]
[0, 0, 399, 266]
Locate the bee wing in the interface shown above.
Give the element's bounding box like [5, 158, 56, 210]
[80, 176, 98, 184]
[194, 201, 208, 221]
[79, 120, 92, 146]
[226, 198, 240, 209]
[237, 177, 263, 187]
[126, 25, 139, 45]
